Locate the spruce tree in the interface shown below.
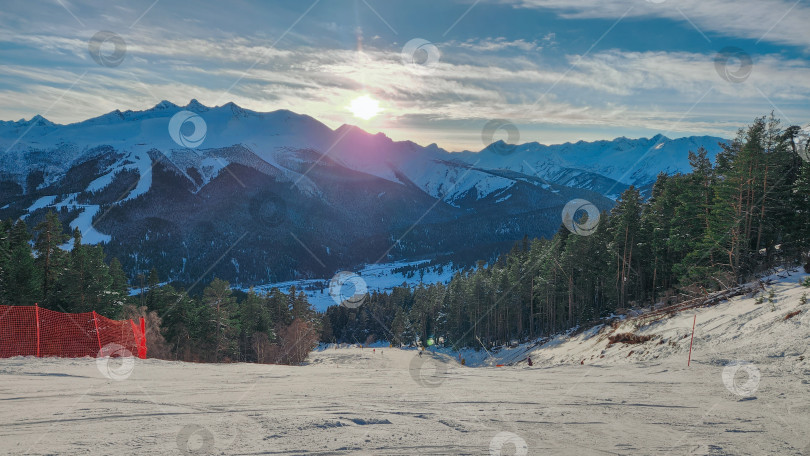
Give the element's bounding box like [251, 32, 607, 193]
[0, 220, 42, 306]
[33, 211, 69, 308]
[608, 187, 644, 307]
[108, 258, 130, 306]
[203, 278, 240, 362]
[239, 289, 274, 361]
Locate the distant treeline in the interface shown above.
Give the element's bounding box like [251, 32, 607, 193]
[323, 116, 810, 349]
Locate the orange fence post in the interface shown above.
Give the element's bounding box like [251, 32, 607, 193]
[129, 319, 145, 359]
[139, 317, 147, 359]
[92, 311, 102, 352]
[35, 304, 40, 358]
[688, 314, 696, 367]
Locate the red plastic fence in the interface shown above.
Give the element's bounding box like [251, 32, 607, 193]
[0, 305, 146, 359]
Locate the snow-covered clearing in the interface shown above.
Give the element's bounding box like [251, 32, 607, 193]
[1, 273, 808, 455]
[250, 260, 457, 312]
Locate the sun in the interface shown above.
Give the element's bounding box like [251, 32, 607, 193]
[348, 95, 382, 120]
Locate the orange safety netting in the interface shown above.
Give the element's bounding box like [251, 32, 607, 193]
[0, 305, 146, 359]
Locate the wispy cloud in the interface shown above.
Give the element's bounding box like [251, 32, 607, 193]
[499, 0, 810, 49]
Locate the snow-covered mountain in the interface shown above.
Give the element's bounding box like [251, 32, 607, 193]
[453, 134, 726, 199]
[0, 100, 726, 285]
[0, 100, 726, 203]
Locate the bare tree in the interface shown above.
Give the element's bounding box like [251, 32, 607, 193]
[277, 319, 319, 365]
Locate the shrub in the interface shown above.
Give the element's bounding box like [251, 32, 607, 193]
[608, 332, 654, 345]
[276, 319, 320, 365]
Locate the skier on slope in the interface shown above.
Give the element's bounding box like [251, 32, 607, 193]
[527, 356, 533, 367]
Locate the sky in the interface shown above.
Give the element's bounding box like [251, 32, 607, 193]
[0, 0, 809, 151]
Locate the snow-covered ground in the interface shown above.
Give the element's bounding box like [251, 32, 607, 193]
[248, 260, 458, 311]
[1, 271, 808, 455]
[442, 269, 810, 370]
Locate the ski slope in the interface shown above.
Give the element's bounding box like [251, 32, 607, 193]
[0, 271, 808, 455]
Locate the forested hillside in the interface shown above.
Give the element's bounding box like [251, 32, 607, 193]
[0, 213, 321, 364]
[324, 116, 810, 348]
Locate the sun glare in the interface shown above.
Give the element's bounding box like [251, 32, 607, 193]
[348, 95, 382, 120]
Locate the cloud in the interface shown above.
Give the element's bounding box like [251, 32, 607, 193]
[498, 0, 810, 49]
[0, 3, 807, 151]
[4, 39, 805, 142]
[453, 37, 543, 52]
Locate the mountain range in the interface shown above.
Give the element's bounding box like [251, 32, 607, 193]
[0, 100, 726, 286]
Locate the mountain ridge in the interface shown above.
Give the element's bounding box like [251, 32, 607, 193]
[5, 99, 725, 153]
[0, 100, 727, 286]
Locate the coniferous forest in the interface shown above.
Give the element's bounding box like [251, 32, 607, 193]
[0, 212, 321, 364]
[2, 116, 809, 361]
[324, 116, 810, 349]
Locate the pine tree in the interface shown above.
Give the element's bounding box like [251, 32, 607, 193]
[670, 148, 718, 286]
[389, 307, 408, 346]
[642, 173, 677, 302]
[83, 245, 116, 315]
[57, 228, 87, 313]
[268, 287, 292, 328]
[108, 258, 130, 306]
[33, 211, 69, 308]
[788, 159, 810, 263]
[239, 290, 274, 361]
[146, 268, 160, 310]
[203, 278, 240, 362]
[0, 220, 42, 306]
[292, 290, 315, 323]
[608, 187, 644, 307]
